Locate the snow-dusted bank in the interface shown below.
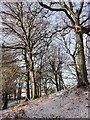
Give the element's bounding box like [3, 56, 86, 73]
[1, 87, 90, 119]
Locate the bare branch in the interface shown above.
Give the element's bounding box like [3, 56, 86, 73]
[77, 0, 84, 16]
[39, 2, 75, 25]
[80, 16, 90, 25]
[67, 0, 73, 11]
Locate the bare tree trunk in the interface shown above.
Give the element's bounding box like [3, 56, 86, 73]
[44, 79, 48, 95]
[8, 94, 11, 100]
[14, 90, 16, 100]
[3, 92, 8, 110]
[38, 66, 42, 97]
[25, 47, 30, 101]
[30, 62, 37, 99]
[28, 50, 37, 99]
[55, 73, 59, 91]
[59, 73, 63, 90]
[25, 70, 30, 101]
[75, 32, 89, 87]
[38, 79, 41, 97]
[72, 56, 80, 84]
[17, 87, 21, 104]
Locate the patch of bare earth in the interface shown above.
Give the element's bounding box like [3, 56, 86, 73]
[1, 87, 90, 118]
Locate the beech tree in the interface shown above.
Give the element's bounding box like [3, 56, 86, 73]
[39, 0, 90, 87]
[1, 1, 53, 99]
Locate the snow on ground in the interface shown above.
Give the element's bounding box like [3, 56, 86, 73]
[1, 87, 90, 119]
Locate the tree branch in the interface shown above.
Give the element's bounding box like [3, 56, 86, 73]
[80, 16, 90, 25]
[77, 0, 84, 16]
[81, 25, 90, 35]
[39, 2, 75, 25]
[68, 0, 73, 11]
[2, 44, 24, 50]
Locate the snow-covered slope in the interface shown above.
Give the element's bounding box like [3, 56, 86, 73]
[1, 87, 89, 119]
